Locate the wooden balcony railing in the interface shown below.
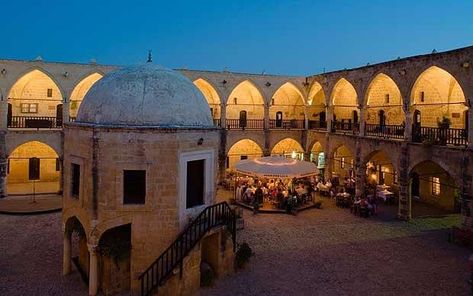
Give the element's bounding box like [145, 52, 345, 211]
[412, 126, 467, 146]
[268, 119, 305, 130]
[331, 121, 359, 133]
[226, 119, 264, 130]
[365, 124, 404, 139]
[8, 116, 61, 129]
[308, 120, 327, 131]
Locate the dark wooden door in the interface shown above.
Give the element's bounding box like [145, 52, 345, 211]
[276, 111, 283, 127]
[56, 104, 63, 127]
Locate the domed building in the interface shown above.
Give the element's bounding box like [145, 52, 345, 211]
[62, 64, 236, 296]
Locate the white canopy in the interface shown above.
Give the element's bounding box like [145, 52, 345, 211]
[234, 156, 318, 178]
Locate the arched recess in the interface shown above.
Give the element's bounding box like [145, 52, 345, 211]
[70, 73, 103, 118]
[331, 78, 359, 125]
[226, 80, 264, 120]
[64, 216, 88, 279]
[193, 78, 221, 120]
[365, 73, 404, 125]
[409, 160, 460, 216]
[410, 66, 467, 129]
[364, 150, 398, 193]
[310, 141, 324, 163]
[7, 141, 60, 195]
[227, 139, 263, 170]
[271, 138, 304, 160]
[97, 224, 132, 294]
[307, 81, 327, 125]
[331, 145, 354, 180]
[269, 82, 305, 123]
[7, 69, 63, 127]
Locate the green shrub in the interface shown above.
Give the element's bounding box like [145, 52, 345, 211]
[235, 242, 253, 269]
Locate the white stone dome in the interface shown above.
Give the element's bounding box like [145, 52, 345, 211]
[77, 64, 213, 127]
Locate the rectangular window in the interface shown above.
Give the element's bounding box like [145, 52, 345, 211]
[186, 159, 205, 209]
[123, 170, 146, 204]
[431, 177, 441, 196]
[385, 94, 390, 104]
[340, 157, 345, 169]
[71, 163, 80, 198]
[55, 158, 60, 171]
[240, 155, 248, 160]
[20, 103, 38, 113]
[47, 88, 53, 97]
[420, 91, 425, 102]
[28, 157, 40, 180]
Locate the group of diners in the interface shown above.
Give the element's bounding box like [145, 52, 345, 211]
[234, 176, 315, 213]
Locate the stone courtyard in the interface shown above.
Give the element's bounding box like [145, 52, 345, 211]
[0, 196, 469, 296]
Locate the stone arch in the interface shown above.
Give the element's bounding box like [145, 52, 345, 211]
[365, 73, 404, 125]
[70, 72, 103, 118]
[362, 149, 399, 187]
[193, 78, 222, 120]
[7, 68, 65, 122]
[330, 78, 359, 124]
[270, 138, 304, 159]
[307, 81, 326, 122]
[64, 215, 88, 240]
[328, 143, 355, 180]
[6, 67, 65, 99]
[410, 66, 467, 128]
[269, 82, 306, 120]
[226, 80, 265, 120]
[226, 139, 264, 170]
[6, 140, 61, 195]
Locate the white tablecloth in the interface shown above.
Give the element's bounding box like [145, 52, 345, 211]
[377, 190, 394, 201]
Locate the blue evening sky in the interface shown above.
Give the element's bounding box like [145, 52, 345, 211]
[1, 0, 472, 76]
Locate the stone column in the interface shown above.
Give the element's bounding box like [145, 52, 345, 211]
[263, 103, 270, 130]
[63, 232, 71, 275]
[397, 144, 411, 220]
[219, 103, 226, 128]
[404, 110, 413, 142]
[326, 105, 334, 132]
[461, 154, 473, 228]
[468, 110, 473, 149]
[0, 93, 8, 130]
[63, 97, 70, 125]
[88, 244, 99, 296]
[358, 107, 365, 136]
[354, 140, 365, 198]
[0, 130, 7, 198]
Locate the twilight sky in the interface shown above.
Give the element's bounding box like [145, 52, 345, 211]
[1, 0, 473, 76]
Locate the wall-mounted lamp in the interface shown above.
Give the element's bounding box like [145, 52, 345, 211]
[265, 82, 271, 87]
[63, 71, 69, 77]
[0, 69, 6, 75]
[462, 62, 470, 69]
[197, 138, 204, 145]
[222, 79, 227, 84]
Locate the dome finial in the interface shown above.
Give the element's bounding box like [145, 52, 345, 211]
[147, 50, 152, 63]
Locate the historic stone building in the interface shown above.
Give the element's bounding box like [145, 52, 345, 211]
[0, 45, 472, 292]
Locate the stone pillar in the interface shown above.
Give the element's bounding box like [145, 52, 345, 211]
[323, 134, 331, 180]
[354, 140, 365, 198]
[359, 107, 365, 136]
[327, 105, 334, 132]
[0, 130, 7, 198]
[468, 110, 473, 148]
[461, 154, 473, 228]
[404, 110, 413, 142]
[218, 129, 227, 183]
[397, 144, 411, 220]
[63, 232, 71, 275]
[263, 103, 270, 130]
[63, 97, 70, 125]
[219, 103, 226, 128]
[88, 244, 99, 296]
[0, 93, 8, 130]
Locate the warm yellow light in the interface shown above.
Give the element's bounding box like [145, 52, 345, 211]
[291, 151, 296, 159]
[371, 174, 377, 180]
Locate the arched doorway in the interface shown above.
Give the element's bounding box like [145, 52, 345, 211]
[98, 224, 132, 295]
[331, 78, 358, 131]
[271, 138, 304, 160]
[7, 69, 63, 128]
[410, 66, 468, 145]
[409, 161, 460, 217]
[331, 145, 354, 181]
[7, 141, 60, 195]
[307, 82, 326, 129]
[270, 82, 305, 129]
[226, 80, 264, 129]
[70, 73, 103, 120]
[227, 139, 263, 170]
[193, 78, 221, 124]
[63, 216, 88, 281]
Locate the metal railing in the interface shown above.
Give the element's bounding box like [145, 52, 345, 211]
[139, 202, 236, 296]
[268, 119, 305, 130]
[365, 124, 404, 139]
[331, 121, 359, 133]
[412, 126, 467, 146]
[8, 116, 61, 129]
[213, 118, 221, 127]
[226, 119, 264, 130]
[308, 120, 327, 131]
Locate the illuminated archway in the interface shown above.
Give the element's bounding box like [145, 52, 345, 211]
[269, 82, 305, 123]
[331, 78, 358, 120]
[226, 80, 264, 120]
[411, 66, 467, 128]
[331, 145, 354, 180]
[307, 82, 326, 125]
[193, 78, 221, 120]
[227, 139, 263, 170]
[366, 73, 403, 125]
[409, 160, 460, 216]
[271, 138, 304, 160]
[310, 141, 324, 163]
[70, 73, 103, 118]
[7, 141, 60, 195]
[364, 150, 397, 190]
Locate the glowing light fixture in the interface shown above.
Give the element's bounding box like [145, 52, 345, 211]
[291, 151, 296, 159]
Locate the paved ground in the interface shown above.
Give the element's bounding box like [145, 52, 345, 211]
[0, 194, 62, 214]
[0, 196, 470, 296]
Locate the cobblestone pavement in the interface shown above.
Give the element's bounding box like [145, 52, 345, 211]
[0, 198, 470, 296]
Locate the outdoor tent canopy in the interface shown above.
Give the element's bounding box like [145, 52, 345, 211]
[234, 156, 318, 178]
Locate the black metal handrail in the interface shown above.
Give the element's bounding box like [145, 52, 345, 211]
[226, 119, 264, 130]
[139, 202, 236, 296]
[268, 119, 305, 129]
[8, 116, 61, 128]
[308, 120, 327, 130]
[365, 123, 404, 139]
[413, 126, 467, 146]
